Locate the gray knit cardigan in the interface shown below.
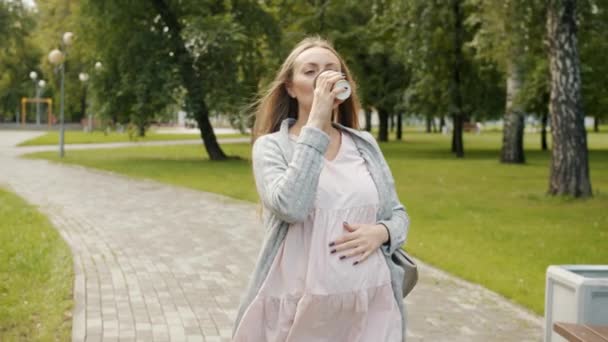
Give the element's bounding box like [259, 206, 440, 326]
[233, 118, 411, 341]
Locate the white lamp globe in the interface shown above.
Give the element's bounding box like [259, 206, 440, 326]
[48, 49, 65, 65]
[38, 80, 46, 88]
[79, 72, 89, 82]
[62, 32, 74, 46]
[29, 71, 38, 80]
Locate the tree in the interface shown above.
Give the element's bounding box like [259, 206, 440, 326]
[578, 0, 608, 133]
[363, 1, 410, 142]
[519, 56, 551, 150]
[78, 1, 179, 136]
[467, 0, 546, 163]
[143, 0, 225, 158]
[82, 0, 280, 159]
[496, 2, 526, 163]
[393, 0, 452, 141]
[509, 1, 552, 152]
[546, 0, 592, 197]
[390, 0, 500, 156]
[449, 0, 466, 157]
[155, 0, 280, 158]
[0, 1, 41, 123]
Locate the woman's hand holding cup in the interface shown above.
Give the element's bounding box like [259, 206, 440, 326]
[307, 70, 350, 130]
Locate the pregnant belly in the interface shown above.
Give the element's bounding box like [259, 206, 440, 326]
[308, 205, 392, 295]
[307, 245, 391, 295]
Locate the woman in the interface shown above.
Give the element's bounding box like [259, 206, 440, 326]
[232, 36, 410, 342]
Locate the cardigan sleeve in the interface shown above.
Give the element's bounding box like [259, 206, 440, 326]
[252, 126, 330, 223]
[363, 131, 410, 255]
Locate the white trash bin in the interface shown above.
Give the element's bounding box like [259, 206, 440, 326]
[544, 265, 608, 342]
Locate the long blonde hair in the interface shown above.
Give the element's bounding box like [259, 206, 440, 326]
[250, 36, 361, 142]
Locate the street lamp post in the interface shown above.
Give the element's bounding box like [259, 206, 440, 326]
[79, 72, 90, 131]
[93, 61, 102, 132]
[37, 79, 46, 125]
[29, 71, 39, 125]
[80, 61, 102, 133]
[48, 32, 73, 158]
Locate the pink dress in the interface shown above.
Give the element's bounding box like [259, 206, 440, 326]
[233, 131, 402, 341]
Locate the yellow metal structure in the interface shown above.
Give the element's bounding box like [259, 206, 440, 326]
[21, 97, 54, 127]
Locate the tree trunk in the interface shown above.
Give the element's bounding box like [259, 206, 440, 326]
[594, 116, 600, 132]
[151, 0, 227, 160]
[541, 111, 548, 151]
[397, 112, 402, 140]
[364, 107, 372, 132]
[450, 0, 464, 158]
[389, 113, 395, 132]
[138, 123, 146, 137]
[378, 108, 389, 142]
[81, 85, 87, 124]
[546, 0, 592, 197]
[501, 59, 526, 163]
[426, 116, 432, 133]
[451, 115, 464, 155]
[440, 115, 446, 133]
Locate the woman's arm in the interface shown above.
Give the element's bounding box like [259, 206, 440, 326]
[364, 132, 411, 255]
[252, 126, 329, 223]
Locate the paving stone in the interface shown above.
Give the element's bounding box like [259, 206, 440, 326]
[0, 131, 543, 341]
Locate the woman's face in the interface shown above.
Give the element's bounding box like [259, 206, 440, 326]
[287, 47, 343, 113]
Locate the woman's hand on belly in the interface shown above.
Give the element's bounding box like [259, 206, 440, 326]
[328, 222, 389, 266]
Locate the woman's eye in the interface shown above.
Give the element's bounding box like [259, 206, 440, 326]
[305, 70, 315, 75]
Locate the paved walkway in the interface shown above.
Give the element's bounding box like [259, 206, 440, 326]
[13, 137, 250, 156]
[0, 131, 543, 341]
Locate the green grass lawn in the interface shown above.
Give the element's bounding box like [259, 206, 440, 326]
[25, 130, 608, 316]
[18, 130, 249, 146]
[0, 188, 73, 341]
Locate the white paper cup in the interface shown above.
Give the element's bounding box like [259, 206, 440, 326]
[312, 72, 352, 101]
[334, 79, 351, 101]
